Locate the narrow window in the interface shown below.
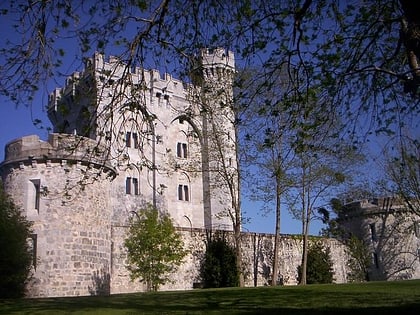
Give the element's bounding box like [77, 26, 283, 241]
[184, 185, 189, 201]
[126, 132, 131, 147]
[29, 234, 37, 269]
[177, 142, 188, 158]
[133, 178, 139, 195]
[30, 179, 41, 212]
[132, 133, 138, 149]
[126, 177, 131, 194]
[182, 143, 188, 158]
[178, 185, 183, 200]
[369, 223, 377, 242]
[177, 143, 182, 158]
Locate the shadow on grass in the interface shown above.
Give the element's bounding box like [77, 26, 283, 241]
[1, 281, 420, 314]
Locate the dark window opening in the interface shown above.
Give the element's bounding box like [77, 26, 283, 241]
[133, 178, 139, 195]
[133, 133, 138, 149]
[30, 179, 41, 211]
[370, 223, 377, 242]
[176, 142, 188, 158]
[178, 184, 189, 201]
[126, 132, 131, 147]
[126, 177, 131, 194]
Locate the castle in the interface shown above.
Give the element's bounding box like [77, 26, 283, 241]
[1, 48, 418, 297]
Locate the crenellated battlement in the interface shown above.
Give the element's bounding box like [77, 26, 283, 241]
[1, 134, 116, 176]
[200, 47, 235, 70]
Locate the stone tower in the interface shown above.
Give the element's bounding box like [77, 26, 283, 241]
[0, 134, 116, 296]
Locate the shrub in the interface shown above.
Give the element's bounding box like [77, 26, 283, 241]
[298, 242, 334, 284]
[200, 233, 239, 288]
[0, 185, 33, 298]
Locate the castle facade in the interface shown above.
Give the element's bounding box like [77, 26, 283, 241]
[4, 48, 417, 297]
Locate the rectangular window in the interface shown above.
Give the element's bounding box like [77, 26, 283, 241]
[176, 142, 188, 158]
[133, 133, 138, 149]
[126, 132, 131, 147]
[182, 143, 187, 158]
[30, 179, 41, 212]
[29, 234, 37, 269]
[126, 177, 131, 194]
[133, 178, 139, 195]
[178, 184, 189, 201]
[370, 223, 377, 242]
[184, 185, 189, 201]
[178, 184, 183, 200]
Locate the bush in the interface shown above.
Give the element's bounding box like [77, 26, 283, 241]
[200, 233, 239, 288]
[0, 185, 33, 298]
[298, 242, 334, 284]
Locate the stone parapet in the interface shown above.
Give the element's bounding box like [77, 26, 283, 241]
[1, 134, 116, 177]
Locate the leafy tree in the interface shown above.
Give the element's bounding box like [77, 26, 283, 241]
[124, 204, 187, 292]
[0, 184, 33, 298]
[200, 233, 239, 288]
[297, 242, 334, 284]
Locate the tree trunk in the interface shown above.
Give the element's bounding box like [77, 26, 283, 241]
[271, 180, 281, 286]
[300, 219, 309, 285]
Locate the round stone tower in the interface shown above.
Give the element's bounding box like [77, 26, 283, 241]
[0, 133, 116, 297]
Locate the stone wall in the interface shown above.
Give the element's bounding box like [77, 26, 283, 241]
[109, 227, 350, 294]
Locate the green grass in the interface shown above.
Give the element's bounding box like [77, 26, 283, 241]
[1, 280, 420, 314]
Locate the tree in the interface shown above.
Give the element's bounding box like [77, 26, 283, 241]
[238, 66, 295, 286]
[346, 235, 372, 282]
[283, 93, 361, 285]
[124, 204, 187, 292]
[385, 136, 420, 215]
[200, 233, 239, 288]
[297, 241, 334, 284]
[0, 184, 33, 298]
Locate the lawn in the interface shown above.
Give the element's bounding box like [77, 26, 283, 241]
[1, 280, 420, 315]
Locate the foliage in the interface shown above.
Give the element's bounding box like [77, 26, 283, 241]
[0, 185, 33, 298]
[200, 233, 239, 288]
[124, 204, 187, 291]
[346, 235, 372, 283]
[0, 1, 418, 135]
[385, 136, 420, 216]
[297, 242, 334, 284]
